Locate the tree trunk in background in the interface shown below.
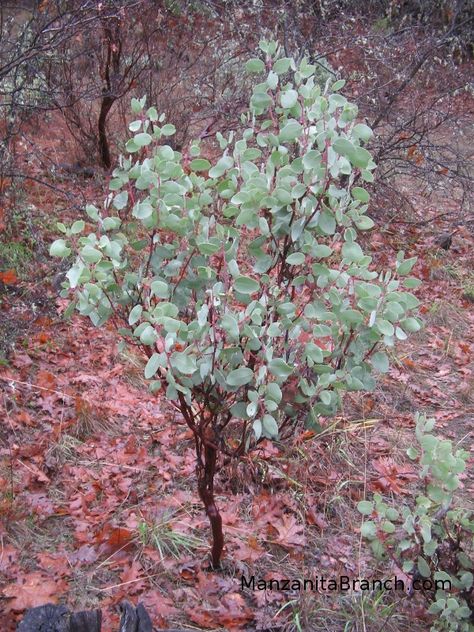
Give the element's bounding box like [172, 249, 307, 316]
[97, 12, 122, 169]
[98, 94, 115, 169]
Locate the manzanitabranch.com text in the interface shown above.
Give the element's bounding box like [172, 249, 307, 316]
[241, 575, 452, 592]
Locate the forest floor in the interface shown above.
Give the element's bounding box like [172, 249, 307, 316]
[1, 24, 473, 632]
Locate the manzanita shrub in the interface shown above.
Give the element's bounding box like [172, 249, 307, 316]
[358, 413, 473, 631]
[51, 40, 422, 568]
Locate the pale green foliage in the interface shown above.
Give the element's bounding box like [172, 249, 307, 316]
[51, 40, 422, 446]
[358, 413, 473, 632]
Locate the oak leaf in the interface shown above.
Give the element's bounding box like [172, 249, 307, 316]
[2, 572, 66, 612]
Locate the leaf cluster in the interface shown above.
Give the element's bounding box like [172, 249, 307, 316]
[358, 413, 473, 632]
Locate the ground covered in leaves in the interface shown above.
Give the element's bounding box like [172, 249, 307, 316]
[1, 24, 473, 632]
[1, 162, 472, 632]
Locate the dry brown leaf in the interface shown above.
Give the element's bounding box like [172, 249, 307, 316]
[2, 572, 66, 612]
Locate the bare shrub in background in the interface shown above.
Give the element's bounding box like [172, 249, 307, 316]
[0, 1, 126, 227]
[44, 1, 255, 167]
